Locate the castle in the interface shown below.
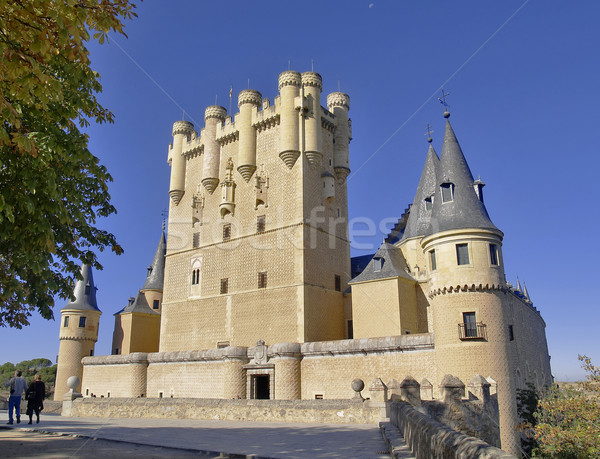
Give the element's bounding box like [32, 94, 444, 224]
[54, 70, 551, 455]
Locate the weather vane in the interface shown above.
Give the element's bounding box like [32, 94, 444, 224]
[438, 88, 451, 118]
[161, 208, 168, 231]
[425, 123, 434, 143]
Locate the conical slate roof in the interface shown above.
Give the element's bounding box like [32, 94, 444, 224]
[120, 291, 158, 315]
[349, 243, 415, 284]
[426, 118, 499, 236]
[402, 143, 440, 240]
[62, 264, 100, 312]
[142, 232, 166, 291]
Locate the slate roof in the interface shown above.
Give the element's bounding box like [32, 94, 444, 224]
[119, 292, 158, 315]
[425, 118, 499, 236]
[62, 264, 100, 312]
[402, 143, 440, 240]
[349, 243, 415, 284]
[142, 232, 166, 291]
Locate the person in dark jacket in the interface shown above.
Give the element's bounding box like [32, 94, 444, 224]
[25, 374, 45, 424]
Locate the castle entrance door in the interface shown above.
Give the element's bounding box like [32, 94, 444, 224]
[252, 375, 270, 399]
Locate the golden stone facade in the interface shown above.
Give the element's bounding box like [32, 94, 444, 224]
[56, 71, 552, 456]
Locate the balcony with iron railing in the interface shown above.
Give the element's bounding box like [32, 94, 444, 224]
[458, 322, 487, 341]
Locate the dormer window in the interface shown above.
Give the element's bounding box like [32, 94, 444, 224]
[424, 195, 433, 210]
[147, 266, 153, 278]
[441, 183, 454, 203]
[84, 282, 91, 295]
[373, 257, 383, 272]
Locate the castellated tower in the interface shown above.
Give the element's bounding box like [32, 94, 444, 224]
[54, 264, 101, 400]
[160, 70, 351, 351]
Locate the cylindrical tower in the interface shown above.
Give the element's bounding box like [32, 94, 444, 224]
[168, 120, 195, 205]
[271, 343, 302, 400]
[278, 71, 302, 169]
[54, 265, 101, 400]
[236, 90, 261, 182]
[201, 105, 227, 193]
[301, 72, 323, 168]
[327, 92, 351, 182]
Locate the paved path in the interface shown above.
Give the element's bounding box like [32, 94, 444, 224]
[0, 411, 391, 458]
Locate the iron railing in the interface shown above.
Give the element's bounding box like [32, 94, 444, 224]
[458, 322, 487, 340]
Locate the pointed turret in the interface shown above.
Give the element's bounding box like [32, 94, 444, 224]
[402, 143, 440, 240]
[142, 232, 166, 292]
[121, 291, 159, 315]
[63, 264, 100, 312]
[426, 116, 499, 236]
[523, 282, 531, 302]
[516, 278, 522, 292]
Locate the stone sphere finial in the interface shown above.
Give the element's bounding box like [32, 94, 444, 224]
[351, 378, 365, 400]
[67, 375, 80, 390]
[443, 110, 450, 119]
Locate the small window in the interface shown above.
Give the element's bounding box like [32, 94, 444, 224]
[86, 388, 89, 396]
[89, 349, 94, 356]
[158, 392, 163, 398]
[441, 182, 454, 203]
[107, 391, 110, 398]
[220, 278, 229, 294]
[257, 215, 266, 233]
[347, 320, 353, 339]
[217, 341, 230, 349]
[463, 312, 477, 338]
[489, 244, 499, 266]
[223, 223, 231, 241]
[153, 300, 160, 310]
[373, 257, 382, 272]
[429, 250, 437, 271]
[79, 316, 87, 328]
[193, 232, 200, 248]
[63, 316, 70, 327]
[258, 272, 267, 289]
[113, 348, 119, 355]
[334, 274, 341, 292]
[315, 394, 324, 399]
[84, 282, 91, 295]
[508, 325, 514, 341]
[191, 269, 200, 285]
[424, 195, 433, 210]
[456, 243, 470, 265]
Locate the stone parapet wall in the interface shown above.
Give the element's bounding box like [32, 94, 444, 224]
[68, 397, 381, 424]
[390, 401, 515, 459]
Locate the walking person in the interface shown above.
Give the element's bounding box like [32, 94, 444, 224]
[25, 374, 45, 424]
[4, 370, 28, 424]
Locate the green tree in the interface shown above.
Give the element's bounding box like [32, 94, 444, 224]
[532, 355, 600, 458]
[517, 382, 540, 457]
[0, 1, 137, 327]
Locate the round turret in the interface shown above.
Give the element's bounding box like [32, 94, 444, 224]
[327, 92, 351, 182]
[302, 72, 323, 168]
[202, 106, 227, 193]
[172, 120, 195, 136]
[169, 120, 195, 205]
[236, 91, 261, 182]
[278, 71, 302, 169]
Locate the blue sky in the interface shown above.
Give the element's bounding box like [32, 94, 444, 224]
[1, 1, 599, 381]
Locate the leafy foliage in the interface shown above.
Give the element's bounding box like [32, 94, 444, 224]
[530, 355, 600, 458]
[1, 358, 57, 398]
[516, 382, 540, 456]
[0, 1, 138, 327]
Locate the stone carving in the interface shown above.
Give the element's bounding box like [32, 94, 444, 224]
[255, 169, 269, 209]
[278, 70, 302, 90]
[238, 89, 262, 107]
[301, 71, 323, 90]
[327, 92, 350, 110]
[172, 120, 195, 136]
[220, 158, 236, 218]
[204, 105, 227, 121]
[254, 339, 268, 364]
[192, 193, 204, 226]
